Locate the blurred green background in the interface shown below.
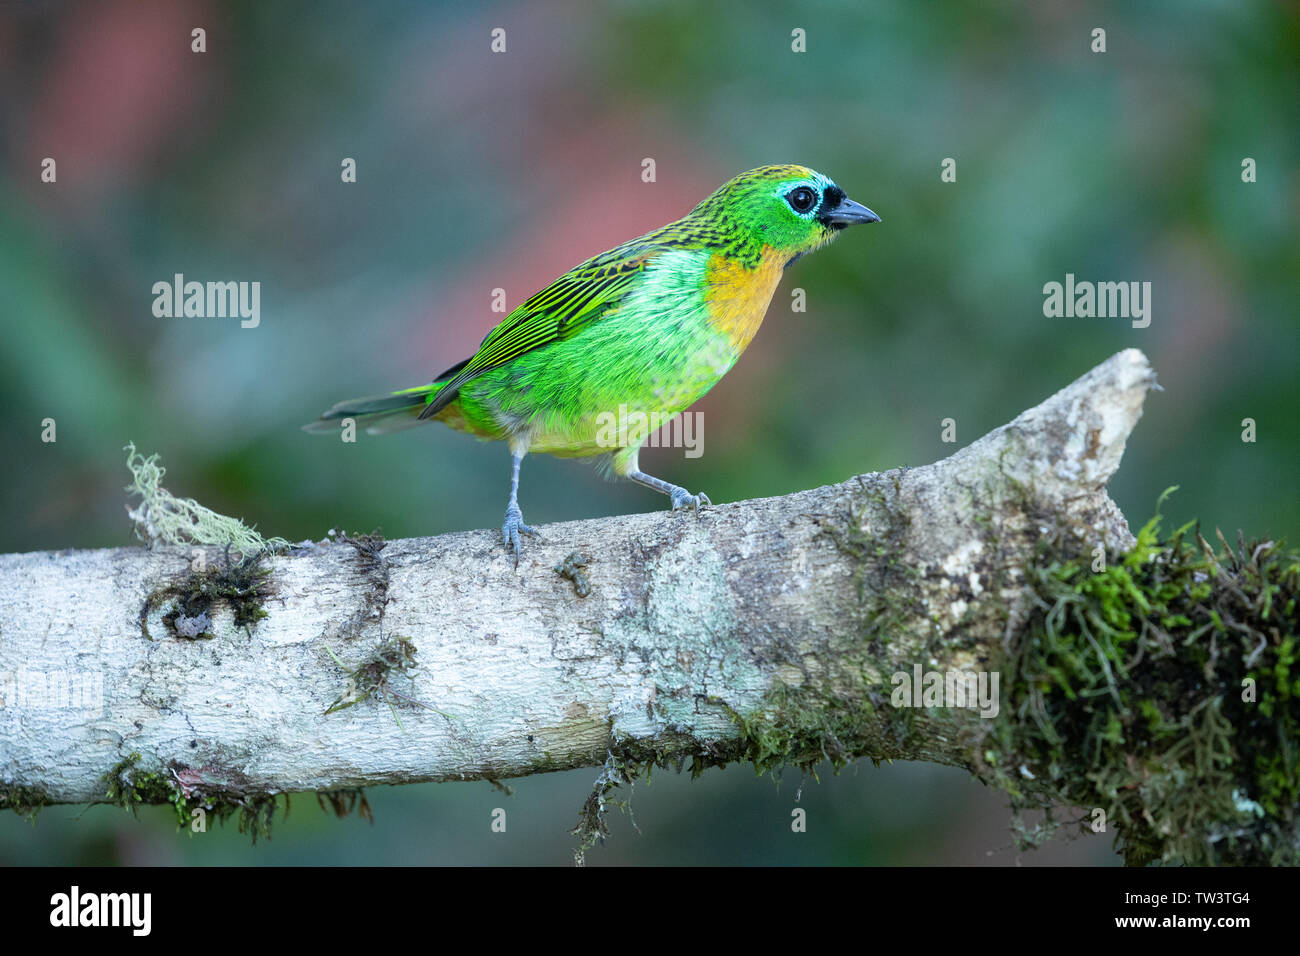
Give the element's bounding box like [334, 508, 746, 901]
[1, 0, 1296, 865]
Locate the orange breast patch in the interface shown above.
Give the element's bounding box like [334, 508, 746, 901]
[704, 246, 787, 353]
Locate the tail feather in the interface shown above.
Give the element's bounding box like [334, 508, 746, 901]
[302, 384, 441, 435]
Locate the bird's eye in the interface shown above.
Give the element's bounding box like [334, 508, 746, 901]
[786, 186, 817, 214]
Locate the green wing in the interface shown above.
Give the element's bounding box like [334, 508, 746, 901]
[418, 243, 655, 419]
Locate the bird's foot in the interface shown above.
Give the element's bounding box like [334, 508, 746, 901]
[502, 503, 538, 567]
[626, 468, 711, 521]
[669, 487, 711, 517]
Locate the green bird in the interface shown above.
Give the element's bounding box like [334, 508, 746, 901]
[306, 164, 879, 562]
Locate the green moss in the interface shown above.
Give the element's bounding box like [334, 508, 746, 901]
[569, 680, 938, 861]
[139, 552, 273, 640]
[103, 751, 281, 840]
[324, 635, 417, 716]
[982, 490, 1300, 865]
[323, 633, 456, 729]
[316, 788, 373, 823]
[336, 529, 389, 613]
[700, 683, 918, 779]
[100, 752, 374, 844]
[0, 783, 48, 822]
[103, 752, 189, 824]
[819, 472, 926, 650]
[570, 731, 646, 864]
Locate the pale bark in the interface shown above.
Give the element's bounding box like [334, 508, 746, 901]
[0, 349, 1156, 805]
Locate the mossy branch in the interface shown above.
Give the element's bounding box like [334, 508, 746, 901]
[1, 349, 1295, 864]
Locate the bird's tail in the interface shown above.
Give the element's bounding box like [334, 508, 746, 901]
[302, 383, 444, 435]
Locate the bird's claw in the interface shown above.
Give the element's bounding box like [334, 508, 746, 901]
[502, 504, 538, 567]
[670, 488, 711, 517]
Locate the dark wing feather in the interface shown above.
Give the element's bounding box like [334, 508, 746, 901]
[418, 244, 654, 419]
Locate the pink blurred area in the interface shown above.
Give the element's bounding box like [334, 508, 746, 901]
[13, 0, 218, 209]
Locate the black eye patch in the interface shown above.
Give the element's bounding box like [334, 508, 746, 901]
[818, 185, 845, 214]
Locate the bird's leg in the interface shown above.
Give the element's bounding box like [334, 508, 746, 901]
[627, 468, 712, 517]
[502, 450, 538, 566]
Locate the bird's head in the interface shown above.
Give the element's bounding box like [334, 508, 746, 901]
[689, 164, 880, 262]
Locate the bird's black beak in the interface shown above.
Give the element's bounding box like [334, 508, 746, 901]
[818, 196, 881, 229]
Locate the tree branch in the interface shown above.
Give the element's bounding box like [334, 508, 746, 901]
[3, 348, 1295, 864]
